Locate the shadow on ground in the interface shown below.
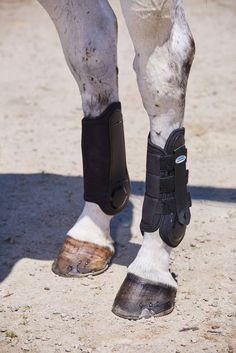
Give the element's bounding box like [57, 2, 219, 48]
[0, 173, 235, 282]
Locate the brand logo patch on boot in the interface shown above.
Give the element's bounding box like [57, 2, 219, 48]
[175, 155, 186, 164]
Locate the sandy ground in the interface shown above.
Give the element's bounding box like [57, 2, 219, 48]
[0, 0, 236, 352]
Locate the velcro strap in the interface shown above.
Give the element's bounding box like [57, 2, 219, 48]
[146, 170, 189, 196]
[146, 174, 175, 195]
[147, 154, 175, 175]
[141, 192, 191, 230]
[160, 155, 176, 172]
[142, 195, 176, 218]
[174, 145, 190, 225]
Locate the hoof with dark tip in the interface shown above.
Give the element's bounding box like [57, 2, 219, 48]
[112, 273, 177, 320]
[52, 236, 114, 277]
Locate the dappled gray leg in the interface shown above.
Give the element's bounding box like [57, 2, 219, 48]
[38, 0, 120, 276]
[112, 0, 195, 320]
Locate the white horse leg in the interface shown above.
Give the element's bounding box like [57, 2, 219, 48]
[113, 0, 195, 319]
[38, 0, 118, 276]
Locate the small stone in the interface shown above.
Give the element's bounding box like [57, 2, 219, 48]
[191, 338, 198, 343]
[207, 329, 222, 334]
[179, 326, 199, 332]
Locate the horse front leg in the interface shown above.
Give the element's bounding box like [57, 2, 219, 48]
[38, 0, 130, 277]
[113, 0, 195, 320]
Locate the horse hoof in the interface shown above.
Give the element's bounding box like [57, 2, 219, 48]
[112, 273, 176, 320]
[52, 236, 114, 277]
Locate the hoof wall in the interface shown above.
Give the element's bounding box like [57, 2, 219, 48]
[52, 236, 114, 277]
[112, 273, 176, 320]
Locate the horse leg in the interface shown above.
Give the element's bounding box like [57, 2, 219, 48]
[38, 0, 121, 277]
[113, 0, 195, 319]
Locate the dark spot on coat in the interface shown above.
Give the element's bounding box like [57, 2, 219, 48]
[180, 36, 195, 91]
[155, 130, 161, 136]
[68, 59, 77, 75]
[182, 60, 191, 78]
[85, 46, 95, 60]
[97, 92, 110, 107]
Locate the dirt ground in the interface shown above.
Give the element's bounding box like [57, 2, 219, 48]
[0, 0, 235, 352]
